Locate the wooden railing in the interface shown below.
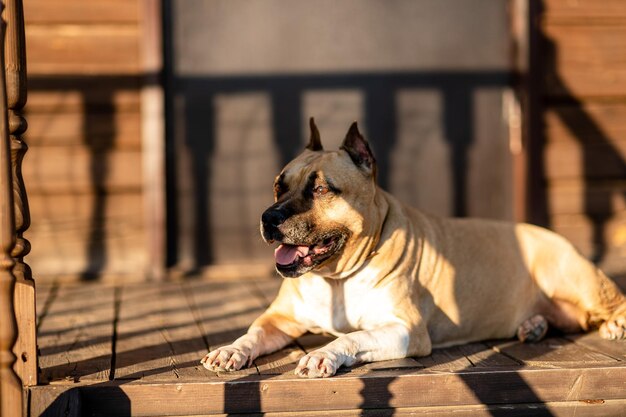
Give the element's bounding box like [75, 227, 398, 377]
[1, 0, 33, 415]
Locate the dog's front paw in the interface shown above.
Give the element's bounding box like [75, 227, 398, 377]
[201, 345, 251, 372]
[294, 350, 341, 378]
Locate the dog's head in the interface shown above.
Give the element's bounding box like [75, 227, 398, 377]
[261, 118, 380, 278]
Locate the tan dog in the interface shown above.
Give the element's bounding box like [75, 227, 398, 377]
[201, 118, 626, 378]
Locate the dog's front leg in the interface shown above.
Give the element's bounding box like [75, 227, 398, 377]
[201, 312, 305, 372]
[295, 323, 422, 378]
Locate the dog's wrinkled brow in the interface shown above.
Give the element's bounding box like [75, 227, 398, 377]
[302, 171, 342, 196]
[303, 172, 318, 196]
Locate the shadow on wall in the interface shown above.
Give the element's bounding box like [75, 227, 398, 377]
[27, 75, 143, 281]
[167, 71, 513, 270]
[537, 32, 626, 267]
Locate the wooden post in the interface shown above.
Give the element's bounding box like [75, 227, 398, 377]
[0, 1, 22, 414]
[3, 0, 35, 387]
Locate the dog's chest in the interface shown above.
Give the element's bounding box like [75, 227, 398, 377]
[293, 276, 378, 336]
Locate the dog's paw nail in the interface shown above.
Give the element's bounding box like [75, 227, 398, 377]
[295, 351, 339, 378]
[202, 346, 250, 372]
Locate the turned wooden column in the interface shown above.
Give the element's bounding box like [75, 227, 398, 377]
[3, 0, 34, 387]
[0, 3, 22, 413]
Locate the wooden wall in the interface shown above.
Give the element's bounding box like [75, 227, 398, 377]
[539, 0, 626, 275]
[22, 0, 162, 280]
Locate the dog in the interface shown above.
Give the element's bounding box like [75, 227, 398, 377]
[201, 118, 626, 378]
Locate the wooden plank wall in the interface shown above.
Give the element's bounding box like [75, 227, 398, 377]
[22, 0, 158, 280]
[540, 0, 626, 275]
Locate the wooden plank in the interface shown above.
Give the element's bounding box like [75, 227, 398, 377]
[28, 385, 82, 417]
[72, 366, 626, 415]
[550, 212, 626, 253]
[114, 282, 213, 381]
[27, 222, 147, 279]
[37, 283, 116, 383]
[415, 346, 473, 371]
[34, 283, 53, 323]
[26, 111, 141, 149]
[545, 103, 626, 145]
[255, 344, 305, 375]
[544, 140, 626, 180]
[487, 336, 618, 367]
[565, 331, 626, 361]
[25, 0, 140, 24]
[183, 279, 270, 376]
[26, 25, 141, 75]
[544, 0, 626, 24]
[547, 180, 626, 216]
[147, 399, 626, 417]
[297, 333, 337, 353]
[28, 384, 626, 417]
[550, 217, 626, 276]
[451, 342, 521, 368]
[13, 277, 38, 386]
[355, 358, 424, 373]
[28, 192, 144, 226]
[26, 89, 141, 113]
[543, 25, 626, 98]
[23, 147, 143, 193]
[26, 192, 147, 278]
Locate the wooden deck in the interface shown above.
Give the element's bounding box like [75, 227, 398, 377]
[30, 277, 626, 416]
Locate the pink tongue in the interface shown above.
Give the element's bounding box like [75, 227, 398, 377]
[274, 244, 310, 266]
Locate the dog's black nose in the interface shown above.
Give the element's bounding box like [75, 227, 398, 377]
[262, 208, 287, 227]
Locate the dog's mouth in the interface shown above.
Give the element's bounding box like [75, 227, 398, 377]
[271, 234, 346, 277]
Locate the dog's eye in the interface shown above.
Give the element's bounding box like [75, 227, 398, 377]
[314, 185, 328, 196]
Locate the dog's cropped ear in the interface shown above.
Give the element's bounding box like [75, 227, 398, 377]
[306, 117, 323, 151]
[341, 121, 376, 176]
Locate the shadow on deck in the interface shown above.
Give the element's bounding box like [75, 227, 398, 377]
[30, 277, 626, 417]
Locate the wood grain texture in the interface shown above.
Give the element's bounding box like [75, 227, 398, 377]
[544, 140, 626, 180]
[564, 332, 626, 361]
[543, 25, 626, 98]
[26, 226, 147, 280]
[27, 390, 626, 417]
[26, 192, 147, 279]
[26, 89, 141, 112]
[37, 284, 115, 383]
[183, 279, 271, 377]
[545, 103, 626, 147]
[30, 280, 626, 415]
[23, 147, 143, 193]
[26, 111, 141, 149]
[548, 214, 626, 275]
[544, 0, 626, 24]
[547, 181, 626, 216]
[114, 282, 212, 381]
[26, 25, 141, 75]
[487, 337, 618, 367]
[25, 0, 140, 24]
[66, 366, 626, 415]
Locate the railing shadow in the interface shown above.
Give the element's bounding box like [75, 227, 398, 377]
[168, 70, 512, 271]
[538, 31, 626, 265]
[27, 75, 145, 280]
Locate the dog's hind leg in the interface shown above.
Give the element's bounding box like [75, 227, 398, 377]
[521, 225, 626, 339]
[534, 244, 626, 339]
[599, 301, 626, 340]
[565, 266, 626, 340]
[517, 314, 548, 343]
